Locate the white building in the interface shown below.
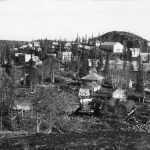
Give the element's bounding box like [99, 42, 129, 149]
[53, 41, 59, 46]
[129, 48, 141, 58]
[80, 98, 93, 106]
[20, 45, 28, 49]
[95, 40, 101, 47]
[79, 88, 90, 97]
[113, 88, 127, 102]
[33, 42, 40, 47]
[61, 51, 72, 63]
[84, 45, 91, 50]
[28, 43, 33, 48]
[147, 41, 150, 47]
[81, 73, 104, 83]
[100, 42, 124, 53]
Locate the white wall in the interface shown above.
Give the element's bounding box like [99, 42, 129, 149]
[62, 52, 72, 62]
[130, 48, 140, 57]
[113, 43, 124, 53]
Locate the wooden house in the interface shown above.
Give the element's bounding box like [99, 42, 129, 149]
[100, 42, 124, 53]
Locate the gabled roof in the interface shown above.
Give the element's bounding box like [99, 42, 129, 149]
[81, 73, 104, 81]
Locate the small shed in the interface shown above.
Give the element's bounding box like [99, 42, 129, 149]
[61, 51, 72, 63]
[80, 98, 93, 106]
[78, 88, 90, 97]
[100, 42, 124, 53]
[113, 88, 127, 102]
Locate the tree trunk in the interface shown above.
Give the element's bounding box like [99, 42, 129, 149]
[36, 113, 40, 133]
[51, 71, 55, 83]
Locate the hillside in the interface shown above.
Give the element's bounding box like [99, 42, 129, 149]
[0, 40, 28, 48]
[95, 31, 148, 52]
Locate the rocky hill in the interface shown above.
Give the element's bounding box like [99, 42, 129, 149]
[95, 31, 148, 52]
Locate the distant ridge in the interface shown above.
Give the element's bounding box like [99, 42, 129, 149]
[95, 31, 148, 52]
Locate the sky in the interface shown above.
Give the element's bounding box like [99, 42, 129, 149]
[0, 0, 150, 41]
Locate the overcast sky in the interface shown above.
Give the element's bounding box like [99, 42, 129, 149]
[0, 0, 150, 41]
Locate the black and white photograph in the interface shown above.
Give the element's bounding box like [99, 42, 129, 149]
[0, 0, 150, 149]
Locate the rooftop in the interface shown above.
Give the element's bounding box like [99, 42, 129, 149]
[81, 73, 104, 81]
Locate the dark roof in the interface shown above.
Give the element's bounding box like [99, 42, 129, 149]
[101, 42, 119, 46]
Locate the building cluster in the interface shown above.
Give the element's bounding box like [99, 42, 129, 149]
[1, 38, 150, 114]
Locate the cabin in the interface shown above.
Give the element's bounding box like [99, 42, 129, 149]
[113, 88, 127, 102]
[100, 42, 124, 53]
[78, 73, 104, 112]
[80, 73, 104, 96]
[33, 42, 40, 48]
